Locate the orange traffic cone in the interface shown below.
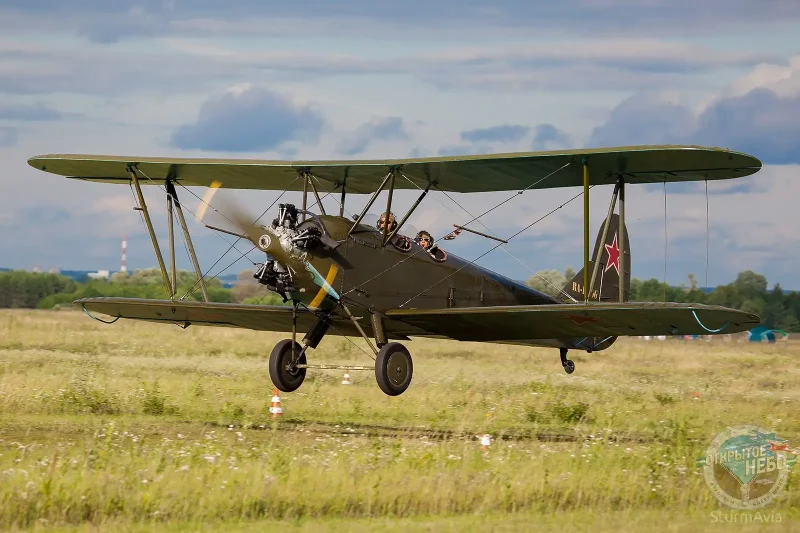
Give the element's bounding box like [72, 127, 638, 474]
[270, 388, 283, 418]
[342, 372, 351, 385]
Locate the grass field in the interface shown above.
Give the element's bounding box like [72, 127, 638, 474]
[0, 309, 798, 531]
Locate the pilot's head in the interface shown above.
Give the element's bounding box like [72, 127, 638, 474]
[415, 230, 433, 250]
[377, 212, 397, 232]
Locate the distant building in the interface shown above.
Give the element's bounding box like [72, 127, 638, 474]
[87, 270, 110, 280]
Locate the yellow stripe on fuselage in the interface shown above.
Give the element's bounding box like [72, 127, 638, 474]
[309, 263, 339, 309]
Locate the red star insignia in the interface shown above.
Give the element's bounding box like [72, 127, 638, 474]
[604, 233, 621, 275]
[560, 314, 601, 325]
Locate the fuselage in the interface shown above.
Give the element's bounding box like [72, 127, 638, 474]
[286, 214, 559, 313]
[258, 213, 612, 351]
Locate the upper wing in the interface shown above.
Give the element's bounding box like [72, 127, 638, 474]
[29, 145, 760, 194]
[386, 302, 760, 341]
[76, 297, 411, 340]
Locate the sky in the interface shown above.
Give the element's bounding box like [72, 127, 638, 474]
[1, 1, 799, 289]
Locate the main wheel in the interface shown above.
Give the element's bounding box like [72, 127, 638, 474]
[375, 342, 413, 396]
[269, 339, 307, 392]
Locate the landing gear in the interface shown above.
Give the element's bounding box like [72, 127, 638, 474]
[375, 342, 413, 396]
[269, 339, 307, 392]
[268, 304, 414, 397]
[560, 347, 575, 375]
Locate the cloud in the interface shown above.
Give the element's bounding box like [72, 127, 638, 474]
[16, 205, 71, 225]
[0, 103, 62, 121]
[437, 144, 492, 156]
[0, 32, 781, 96]
[532, 124, 572, 151]
[336, 117, 409, 156]
[170, 85, 325, 152]
[460, 125, 529, 143]
[588, 92, 697, 147]
[588, 79, 800, 165]
[0, 128, 17, 146]
[441, 123, 573, 155]
[2, 1, 798, 41]
[694, 88, 800, 165]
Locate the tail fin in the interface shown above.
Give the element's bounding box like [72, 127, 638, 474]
[562, 213, 630, 303]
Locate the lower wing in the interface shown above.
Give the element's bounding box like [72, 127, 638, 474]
[76, 298, 758, 346]
[74, 297, 412, 338]
[386, 302, 759, 342]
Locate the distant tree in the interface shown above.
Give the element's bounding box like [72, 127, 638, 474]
[35, 268, 232, 308]
[0, 271, 77, 308]
[733, 270, 768, 300]
[242, 293, 287, 306]
[762, 284, 785, 328]
[109, 271, 130, 283]
[231, 269, 275, 303]
[526, 269, 568, 297]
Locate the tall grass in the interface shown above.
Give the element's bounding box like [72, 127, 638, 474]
[0, 309, 797, 530]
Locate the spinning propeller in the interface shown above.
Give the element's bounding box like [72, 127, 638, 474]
[197, 182, 341, 303]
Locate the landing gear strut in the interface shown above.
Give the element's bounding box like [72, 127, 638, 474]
[267, 304, 415, 396]
[560, 348, 575, 374]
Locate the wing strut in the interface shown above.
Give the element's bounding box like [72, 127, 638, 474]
[582, 158, 590, 302]
[166, 180, 209, 302]
[588, 180, 620, 298]
[348, 170, 394, 237]
[128, 165, 173, 298]
[387, 178, 432, 243]
[618, 176, 626, 303]
[167, 183, 177, 296]
[339, 168, 348, 217]
[381, 170, 396, 245]
[305, 171, 327, 216]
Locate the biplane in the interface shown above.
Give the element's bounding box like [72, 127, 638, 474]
[29, 145, 763, 396]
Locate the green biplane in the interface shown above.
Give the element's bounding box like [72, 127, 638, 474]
[29, 145, 762, 396]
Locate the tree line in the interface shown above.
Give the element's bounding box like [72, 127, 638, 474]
[0, 268, 285, 309]
[1, 267, 797, 331]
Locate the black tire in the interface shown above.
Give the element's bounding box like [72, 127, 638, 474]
[563, 359, 575, 374]
[375, 342, 413, 396]
[269, 339, 307, 392]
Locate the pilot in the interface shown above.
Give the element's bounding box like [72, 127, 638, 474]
[415, 230, 439, 255]
[377, 212, 398, 234]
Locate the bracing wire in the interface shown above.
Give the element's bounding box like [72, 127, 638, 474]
[705, 179, 710, 291]
[339, 162, 572, 299]
[663, 180, 668, 302]
[130, 166, 302, 300]
[297, 301, 375, 361]
[431, 182, 578, 303]
[133, 168, 258, 266]
[398, 187, 591, 308]
[440, 161, 572, 233]
[180, 180, 299, 300]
